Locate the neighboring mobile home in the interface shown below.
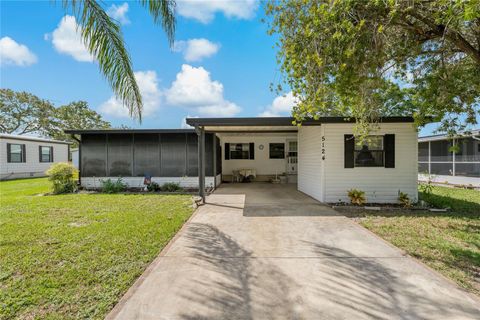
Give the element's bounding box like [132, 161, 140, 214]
[418, 129, 480, 178]
[66, 117, 417, 204]
[0, 134, 70, 180]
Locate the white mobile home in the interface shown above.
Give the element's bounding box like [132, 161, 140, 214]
[67, 116, 418, 204]
[0, 134, 70, 180]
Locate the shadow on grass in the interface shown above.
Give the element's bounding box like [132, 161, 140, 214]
[419, 191, 480, 216]
[338, 191, 479, 219]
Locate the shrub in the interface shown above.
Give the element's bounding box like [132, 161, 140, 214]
[101, 178, 127, 193]
[398, 191, 412, 208]
[147, 181, 161, 192]
[46, 162, 78, 194]
[161, 182, 183, 192]
[347, 189, 366, 205]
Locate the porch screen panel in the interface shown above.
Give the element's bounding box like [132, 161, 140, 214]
[418, 142, 429, 161]
[134, 134, 160, 176]
[161, 133, 186, 177]
[81, 134, 107, 177]
[455, 163, 480, 177]
[456, 138, 478, 162]
[430, 163, 452, 175]
[418, 163, 428, 174]
[430, 140, 452, 161]
[205, 133, 214, 176]
[108, 134, 133, 176]
[186, 133, 198, 176]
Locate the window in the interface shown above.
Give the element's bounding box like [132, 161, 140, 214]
[230, 143, 251, 159]
[269, 143, 285, 159]
[7, 143, 25, 163]
[354, 136, 384, 167]
[39, 146, 53, 163]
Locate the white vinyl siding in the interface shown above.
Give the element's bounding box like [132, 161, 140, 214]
[219, 133, 297, 176]
[0, 137, 69, 180]
[323, 123, 418, 203]
[298, 126, 325, 201]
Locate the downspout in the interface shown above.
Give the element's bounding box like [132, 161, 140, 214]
[70, 134, 81, 186]
[195, 125, 206, 203]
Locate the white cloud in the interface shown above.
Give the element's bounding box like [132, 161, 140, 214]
[173, 38, 220, 62]
[48, 15, 94, 62]
[107, 3, 130, 25]
[176, 0, 258, 24]
[100, 70, 162, 118]
[165, 64, 241, 117]
[180, 115, 197, 129]
[0, 37, 37, 66]
[259, 92, 298, 117]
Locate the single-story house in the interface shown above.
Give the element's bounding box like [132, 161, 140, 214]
[66, 116, 418, 204]
[0, 134, 70, 180]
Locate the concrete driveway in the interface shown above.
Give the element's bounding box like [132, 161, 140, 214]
[108, 183, 480, 320]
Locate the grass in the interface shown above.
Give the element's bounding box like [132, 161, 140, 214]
[0, 178, 194, 319]
[357, 186, 480, 296]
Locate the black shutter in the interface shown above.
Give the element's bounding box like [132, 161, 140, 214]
[224, 143, 230, 160]
[21, 144, 26, 162]
[344, 135, 354, 168]
[7, 143, 11, 163]
[249, 143, 254, 160]
[39, 146, 42, 162]
[384, 134, 395, 168]
[50, 147, 54, 162]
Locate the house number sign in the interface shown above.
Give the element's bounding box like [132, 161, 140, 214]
[321, 136, 326, 160]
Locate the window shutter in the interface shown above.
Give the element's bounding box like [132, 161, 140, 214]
[7, 143, 11, 163]
[21, 144, 26, 162]
[39, 146, 42, 162]
[384, 134, 395, 168]
[344, 135, 354, 168]
[249, 143, 255, 160]
[50, 147, 54, 162]
[224, 143, 230, 160]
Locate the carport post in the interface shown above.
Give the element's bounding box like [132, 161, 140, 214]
[195, 125, 206, 203]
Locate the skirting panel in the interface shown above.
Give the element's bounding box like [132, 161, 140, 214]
[81, 176, 216, 189]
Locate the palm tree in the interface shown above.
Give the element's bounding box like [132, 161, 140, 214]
[61, 0, 176, 122]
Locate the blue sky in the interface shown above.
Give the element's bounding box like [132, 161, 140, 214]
[0, 1, 459, 135]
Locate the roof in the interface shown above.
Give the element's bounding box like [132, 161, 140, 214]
[184, 116, 415, 132]
[185, 116, 415, 127]
[0, 133, 71, 145]
[418, 129, 480, 142]
[64, 129, 195, 134]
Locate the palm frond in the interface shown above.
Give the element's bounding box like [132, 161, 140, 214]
[138, 0, 176, 47]
[63, 0, 143, 121]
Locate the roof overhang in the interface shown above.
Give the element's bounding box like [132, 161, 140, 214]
[186, 116, 415, 132]
[419, 129, 480, 142]
[64, 129, 195, 135]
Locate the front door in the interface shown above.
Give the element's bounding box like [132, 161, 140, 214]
[286, 140, 298, 174]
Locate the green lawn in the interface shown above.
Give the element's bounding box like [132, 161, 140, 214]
[0, 178, 194, 319]
[358, 186, 480, 296]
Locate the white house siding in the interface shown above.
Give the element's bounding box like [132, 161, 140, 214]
[323, 123, 418, 203]
[0, 137, 69, 180]
[297, 126, 325, 201]
[218, 132, 297, 180]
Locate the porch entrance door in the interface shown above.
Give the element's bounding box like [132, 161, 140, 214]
[286, 140, 298, 174]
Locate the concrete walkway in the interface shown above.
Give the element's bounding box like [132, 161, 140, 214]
[108, 183, 480, 320]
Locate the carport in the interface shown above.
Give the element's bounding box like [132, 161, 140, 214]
[187, 117, 300, 202]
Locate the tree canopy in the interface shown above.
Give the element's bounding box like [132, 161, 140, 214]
[266, 0, 480, 136]
[0, 89, 111, 145]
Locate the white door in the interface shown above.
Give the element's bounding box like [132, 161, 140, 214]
[286, 140, 298, 174]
